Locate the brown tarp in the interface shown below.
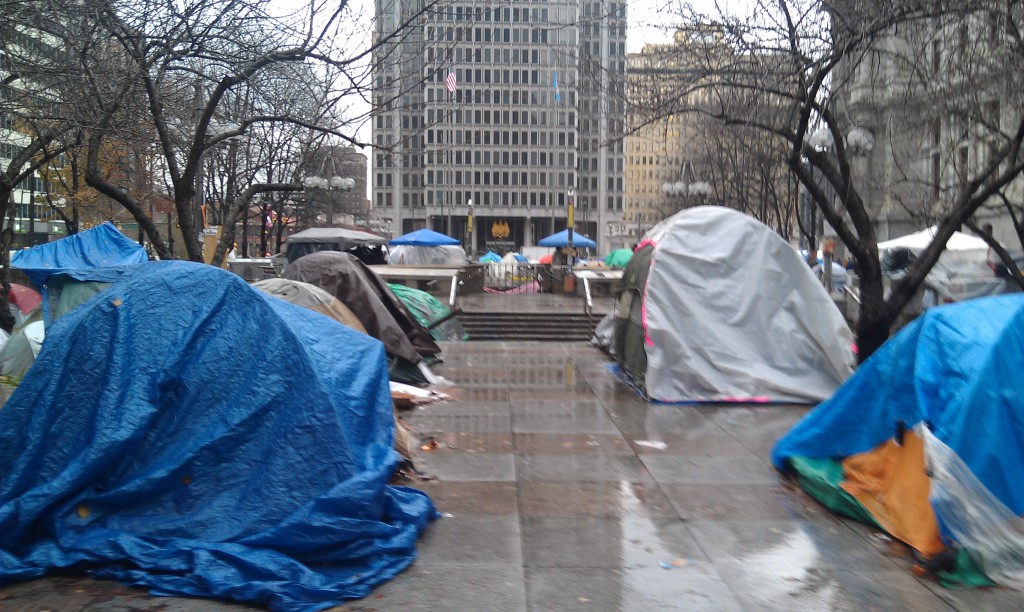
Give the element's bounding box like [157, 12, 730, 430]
[252, 278, 367, 333]
[283, 251, 441, 364]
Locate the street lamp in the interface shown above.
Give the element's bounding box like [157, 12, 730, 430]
[661, 160, 711, 203]
[806, 125, 873, 291]
[302, 174, 356, 226]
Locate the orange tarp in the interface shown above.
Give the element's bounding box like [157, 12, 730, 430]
[840, 430, 945, 558]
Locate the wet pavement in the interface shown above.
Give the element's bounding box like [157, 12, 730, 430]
[377, 341, 1023, 611]
[2, 341, 1023, 610]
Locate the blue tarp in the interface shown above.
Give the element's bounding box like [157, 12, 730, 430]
[388, 228, 460, 246]
[11, 222, 148, 321]
[537, 229, 597, 249]
[0, 261, 436, 610]
[479, 251, 501, 263]
[11, 222, 148, 291]
[772, 294, 1024, 520]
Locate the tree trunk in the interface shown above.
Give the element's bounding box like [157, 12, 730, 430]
[0, 188, 17, 333]
[852, 262, 894, 364]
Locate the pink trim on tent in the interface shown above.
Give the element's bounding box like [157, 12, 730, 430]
[639, 239, 657, 347]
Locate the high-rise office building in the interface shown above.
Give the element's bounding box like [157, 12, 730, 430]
[371, 0, 626, 253]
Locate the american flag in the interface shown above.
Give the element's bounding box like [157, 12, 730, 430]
[445, 64, 457, 93]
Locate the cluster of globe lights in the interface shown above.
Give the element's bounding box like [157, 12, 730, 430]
[301, 176, 356, 191]
[661, 180, 713, 197]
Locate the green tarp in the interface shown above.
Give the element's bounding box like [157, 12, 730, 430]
[605, 248, 633, 269]
[388, 284, 468, 342]
[788, 456, 993, 589]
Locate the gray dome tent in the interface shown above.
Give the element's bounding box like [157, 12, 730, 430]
[613, 206, 854, 403]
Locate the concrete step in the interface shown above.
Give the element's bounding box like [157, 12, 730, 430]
[458, 311, 601, 342]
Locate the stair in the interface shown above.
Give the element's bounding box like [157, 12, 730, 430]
[458, 311, 602, 342]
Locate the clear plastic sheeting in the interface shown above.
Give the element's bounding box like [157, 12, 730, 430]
[0, 321, 45, 379]
[922, 425, 1024, 590]
[878, 227, 1013, 306]
[388, 244, 467, 266]
[589, 312, 615, 352]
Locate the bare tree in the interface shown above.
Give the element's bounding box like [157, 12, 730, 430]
[624, 29, 797, 240]
[12, 0, 444, 265]
[637, 0, 1024, 361]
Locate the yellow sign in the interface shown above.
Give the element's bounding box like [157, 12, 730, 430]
[491, 220, 510, 240]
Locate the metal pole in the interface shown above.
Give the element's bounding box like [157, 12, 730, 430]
[327, 189, 334, 227]
[567, 188, 575, 272]
[242, 201, 249, 258]
[466, 199, 473, 257]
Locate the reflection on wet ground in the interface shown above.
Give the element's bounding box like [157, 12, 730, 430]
[3, 341, 1023, 610]
[383, 342, 1024, 611]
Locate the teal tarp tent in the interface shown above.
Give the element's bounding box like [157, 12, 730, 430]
[605, 248, 634, 269]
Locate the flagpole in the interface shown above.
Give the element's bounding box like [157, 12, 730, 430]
[446, 62, 450, 236]
[445, 60, 455, 238]
[446, 78, 450, 237]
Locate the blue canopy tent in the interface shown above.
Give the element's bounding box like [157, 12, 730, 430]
[11, 222, 148, 320]
[12, 222, 147, 288]
[389, 228, 460, 246]
[387, 229, 465, 266]
[537, 229, 597, 249]
[0, 261, 436, 610]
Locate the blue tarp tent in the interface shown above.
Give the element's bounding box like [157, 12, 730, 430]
[11, 222, 148, 291]
[537, 229, 597, 249]
[772, 293, 1024, 507]
[389, 228, 460, 246]
[772, 294, 1024, 586]
[11, 222, 148, 320]
[0, 261, 436, 610]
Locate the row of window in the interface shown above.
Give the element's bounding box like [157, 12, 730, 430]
[376, 152, 622, 177]
[426, 127, 577, 147]
[426, 169, 576, 189]
[427, 66, 569, 88]
[426, 25, 562, 46]
[428, 45, 570, 67]
[428, 4, 577, 26]
[377, 171, 624, 199]
[439, 148, 573, 167]
[426, 87, 571, 106]
[426, 108, 576, 127]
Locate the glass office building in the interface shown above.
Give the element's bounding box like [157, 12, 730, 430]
[372, 0, 626, 253]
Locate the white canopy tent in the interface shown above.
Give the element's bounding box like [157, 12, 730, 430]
[878, 226, 1007, 305]
[878, 226, 988, 253]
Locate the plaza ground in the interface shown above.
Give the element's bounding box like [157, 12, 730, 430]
[2, 339, 1023, 610]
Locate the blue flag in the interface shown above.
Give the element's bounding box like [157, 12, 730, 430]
[553, 70, 561, 103]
